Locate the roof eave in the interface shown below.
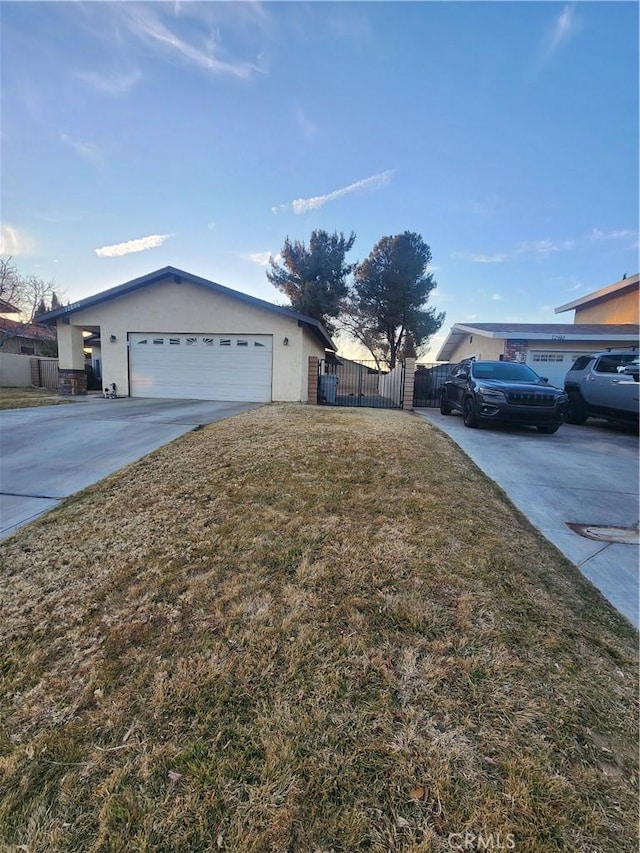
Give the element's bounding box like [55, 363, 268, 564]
[555, 274, 640, 314]
[34, 267, 337, 349]
[435, 322, 640, 362]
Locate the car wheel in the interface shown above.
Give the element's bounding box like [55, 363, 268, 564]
[440, 393, 452, 415]
[462, 396, 479, 428]
[537, 423, 561, 434]
[565, 393, 588, 425]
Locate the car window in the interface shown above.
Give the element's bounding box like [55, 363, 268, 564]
[569, 356, 593, 371]
[593, 354, 637, 374]
[471, 362, 540, 382]
[451, 363, 469, 379]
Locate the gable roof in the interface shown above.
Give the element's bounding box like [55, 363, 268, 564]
[0, 317, 57, 342]
[436, 322, 640, 362]
[555, 273, 639, 315]
[0, 298, 20, 314]
[35, 266, 336, 352]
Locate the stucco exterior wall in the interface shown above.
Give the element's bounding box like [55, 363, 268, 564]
[447, 335, 505, 362]
[574, 289, 639, 323]
[57, 277, 325, 401]
[0, 353, 32, 385]
[444, 335, 637, 366]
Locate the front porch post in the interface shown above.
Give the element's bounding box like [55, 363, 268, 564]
[57, 322, 87, 395]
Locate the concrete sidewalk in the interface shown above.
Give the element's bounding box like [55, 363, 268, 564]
[415, 409, 639, 628]
[0, 397, 262, 539]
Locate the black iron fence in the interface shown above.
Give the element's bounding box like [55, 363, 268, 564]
[413, 363, 451, 407]
[318, 358, 405, 409]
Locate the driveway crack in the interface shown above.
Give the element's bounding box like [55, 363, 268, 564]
[0, 491, 63, 500]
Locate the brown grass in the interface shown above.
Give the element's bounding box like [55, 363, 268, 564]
[0, 387, 70, 409]
[0, 404, 637, 852]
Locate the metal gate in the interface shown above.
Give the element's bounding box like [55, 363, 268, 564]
[318, 358, 405, 409]
[413, 363, 451, 407]
[30, 357, 59, 391]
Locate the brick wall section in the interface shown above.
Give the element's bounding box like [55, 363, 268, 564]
[402, 357, 416, 410]
[58, 368, 87, 396]
[502, 339, 528, 362]
[307, 356, 319, 405]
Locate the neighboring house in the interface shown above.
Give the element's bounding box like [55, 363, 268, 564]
[0, 298, 20, 316]
[331, 357, 382, 398]
[35, 266, 335, 401]
[555, 273, 639, 323]
[0, 317, 57, 356]
[436, 273, 639, 387]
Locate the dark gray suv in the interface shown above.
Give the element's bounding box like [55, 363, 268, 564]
[564, 349, 639, 425]
[440, 359, 568, 433]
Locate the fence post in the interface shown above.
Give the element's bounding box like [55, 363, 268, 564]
[308, 356, 319, 405]
[402, 357, 416, 410]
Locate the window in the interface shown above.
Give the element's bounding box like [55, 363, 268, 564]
[236, 339, 248, 347]
[20, 346, 35, 355]
[532, 353, 564, 363]
[570, 355, 592, 371]
[472, 362, 540, 382]
[153, 338, 164, 345]
[254, 341, 265, 347]
[594, 354, 637, 374]
[169, 338, 180, 346]
[186, 337, 197, 346]
[452, 362, 470, 379]
[202, 337, 214, 346]
[220, 339, 231, 347]
[137, 339, 148, 345]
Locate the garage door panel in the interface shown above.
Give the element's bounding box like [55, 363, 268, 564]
[129, 333, 273, 401]
[526, 350, 597, 389]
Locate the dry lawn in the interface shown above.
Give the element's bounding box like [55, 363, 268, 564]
[0, 387, 70, 410]
[0, 404, 637, 853]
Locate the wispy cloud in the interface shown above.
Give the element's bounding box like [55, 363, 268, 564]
[273, 170, 393, 215]
[75, 69, 143, 95]
[94, 233, 173, 258]
[0, 223, 35, 256]
[248, 251, 280, 267]
[295, 105, 317, 140]
[472, 253, 509, 264]
[491, 293, 503, 301]
[515, 238, 574, 256]
[60, 133, 106, 169]
[539, 4, 579, 64]
[117, 4, 262, 79]
[453, 237, 576, 265]
[590, 228, 637, 242]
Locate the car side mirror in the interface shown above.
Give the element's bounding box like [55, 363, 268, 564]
[540, 376, 549, 383]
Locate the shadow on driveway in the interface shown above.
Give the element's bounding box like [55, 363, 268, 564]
[0, 397, 262, 539]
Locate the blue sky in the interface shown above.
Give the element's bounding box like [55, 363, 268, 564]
[1, 1, 638, 358]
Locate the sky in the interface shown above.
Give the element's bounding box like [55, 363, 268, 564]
[1, 0, 638, 359]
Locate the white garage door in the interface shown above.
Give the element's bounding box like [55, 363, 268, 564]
[129, 333, 273, 401]
[526, 351, 592, 389]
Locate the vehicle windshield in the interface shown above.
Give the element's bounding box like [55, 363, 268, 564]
[471, 362, 541, 383]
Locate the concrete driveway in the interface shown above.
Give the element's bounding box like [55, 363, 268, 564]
[416, 409, 639, 628]
[0, 397, 262, 539]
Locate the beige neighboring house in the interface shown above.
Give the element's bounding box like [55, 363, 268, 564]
[436, 273, 639, 388]
[554, 272, 639, 323]
[35, 266, 335, 401]
[0, 317, 57, 356]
